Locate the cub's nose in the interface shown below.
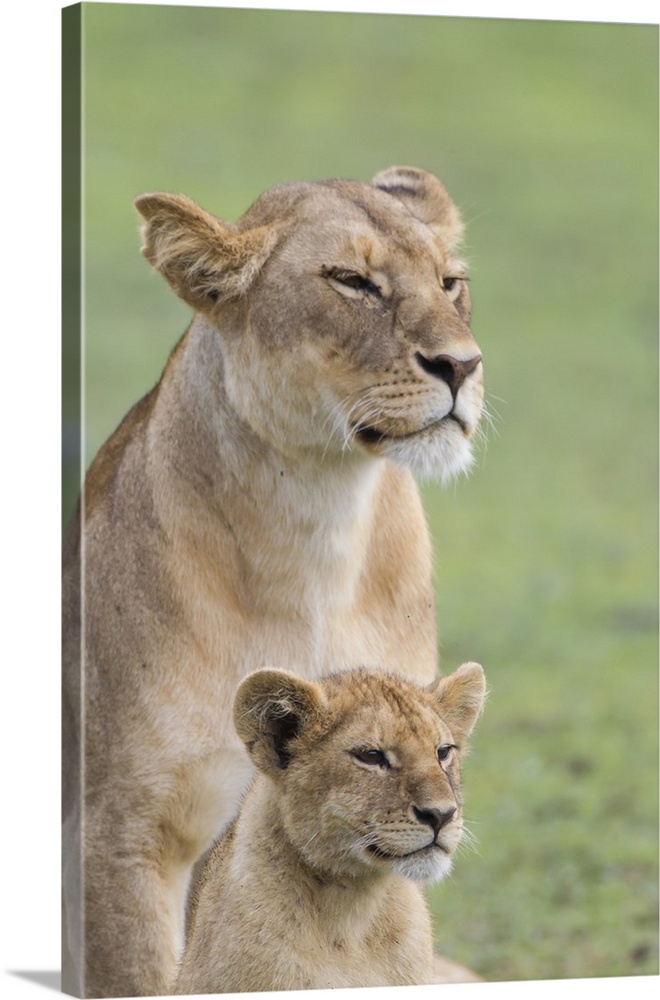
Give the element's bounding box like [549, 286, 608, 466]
[415, 352, 482, 398]
[412, 805, 457, 838]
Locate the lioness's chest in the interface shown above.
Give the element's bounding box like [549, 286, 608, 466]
[172, 574, 426, 688]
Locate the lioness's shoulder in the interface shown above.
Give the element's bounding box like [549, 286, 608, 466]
[83, 389, 158, 522]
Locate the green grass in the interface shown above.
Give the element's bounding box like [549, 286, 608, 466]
[67, 4, 658, 983]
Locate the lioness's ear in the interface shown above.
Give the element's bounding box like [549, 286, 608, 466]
[428, 662, 486, 743]
[371, 166, 464, 250]
[233, 669, 327, 773]
[134, 192, 276, 311]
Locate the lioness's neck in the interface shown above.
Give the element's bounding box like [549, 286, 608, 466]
[149, 315, 384, 611]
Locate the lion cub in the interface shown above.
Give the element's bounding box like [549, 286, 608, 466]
[175, 662, 486, 994]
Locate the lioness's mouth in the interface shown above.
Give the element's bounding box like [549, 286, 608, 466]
[355, 412, 467, 445]
[366, 842, 438, 861]
[366, 843, 392, 859]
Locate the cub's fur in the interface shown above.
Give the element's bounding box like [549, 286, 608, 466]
[175, 662, 486, 994]
[62, 167, 484, 997]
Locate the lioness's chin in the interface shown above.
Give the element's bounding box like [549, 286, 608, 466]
[382, 419, 475, 483]
[391, 848, 454, 885]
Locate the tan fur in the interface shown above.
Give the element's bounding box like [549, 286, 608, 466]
[175, 662, 486, 993]
[62, 167, 484, 997]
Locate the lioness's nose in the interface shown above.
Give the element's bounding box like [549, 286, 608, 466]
[412, 805, 456, 838]
[416, 352, 482, 397]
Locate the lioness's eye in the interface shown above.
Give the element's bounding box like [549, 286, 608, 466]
[324, 268, 382, 298]
[442, 276, 460, 294]
[352, 748, 388, 767]
[437, 745, 455, 763]
[341, 273, 379, 294]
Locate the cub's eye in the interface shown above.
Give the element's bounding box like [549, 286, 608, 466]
[323, 267, 382, 298]
[352, 748, 389, 767]
[437, 744, 455, 764]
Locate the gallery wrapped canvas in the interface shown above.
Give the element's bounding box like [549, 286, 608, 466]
[62, 3, 658, 998]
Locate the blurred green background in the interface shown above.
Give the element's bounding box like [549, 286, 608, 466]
[64, 2, 658, 984]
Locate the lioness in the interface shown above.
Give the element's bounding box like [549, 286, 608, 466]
[175, 662, 486, 994]
[62, 166, 484, 997]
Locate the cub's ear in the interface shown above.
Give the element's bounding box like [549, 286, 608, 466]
[233, 669, 327, 773]
[428, 661, 486, 744]
[134, 192, 277, 311]
[371, 166, 464, 250]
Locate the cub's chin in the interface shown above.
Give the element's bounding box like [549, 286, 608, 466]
[391, 847, 454, 885]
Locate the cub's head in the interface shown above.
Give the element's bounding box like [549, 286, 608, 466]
[135, 167, 484, 482]
[233, 662, 486, 884]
